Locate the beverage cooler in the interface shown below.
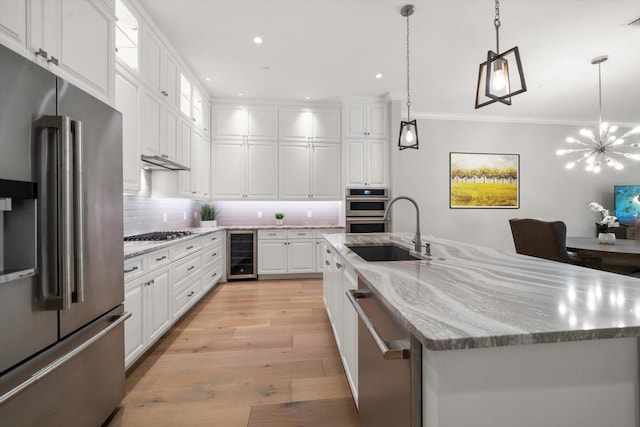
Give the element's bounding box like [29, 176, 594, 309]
[227, 230, 257, 280]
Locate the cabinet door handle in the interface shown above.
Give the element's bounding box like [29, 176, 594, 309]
[325, 260, 330, 265]
[336, 262, 343, 268]
[326, 249, 331, 254]
[187, 291, 195, 297]
[187, 266, 195, 271]
[186, 245, 194, 250]
[124, 266, 138, 274]
[47, 56, 59, 66]
[297, 233, 306, 236]
[212, 252, 217, 257]
[35, 48, 48, 59]
[155, 255, 167, 261]
[211, 272, 217, 278]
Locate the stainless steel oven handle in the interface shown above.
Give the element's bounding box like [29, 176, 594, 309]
[0, 311, 131, 407]
[346, 289, 410, 360]
[72, 119, 84, 303]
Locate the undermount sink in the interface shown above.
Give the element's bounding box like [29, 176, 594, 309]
[346, 244, 421, 262]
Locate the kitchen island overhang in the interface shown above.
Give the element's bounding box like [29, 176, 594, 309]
[324, 232, 640, 427]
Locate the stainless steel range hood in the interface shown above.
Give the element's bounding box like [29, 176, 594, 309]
[141, 154, 190, 171]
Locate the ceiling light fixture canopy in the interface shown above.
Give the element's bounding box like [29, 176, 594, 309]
[475, 0, 526, 109]
[398, 4, 418, 150]
[556, 55, 640, 173]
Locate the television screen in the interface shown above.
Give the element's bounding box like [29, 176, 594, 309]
[614, 185, 640, 223]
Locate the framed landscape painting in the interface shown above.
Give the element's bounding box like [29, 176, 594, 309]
[449, 152, 520, 208]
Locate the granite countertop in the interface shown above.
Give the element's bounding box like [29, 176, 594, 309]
[124, 225, 343, 259]
[324, 232, 640, 351]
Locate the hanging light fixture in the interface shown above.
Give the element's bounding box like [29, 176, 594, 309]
[475, 0, 526, 109]
[398, 4, 418, 150]
[556, 55, 640, 173]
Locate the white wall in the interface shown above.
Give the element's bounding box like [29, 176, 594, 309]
[389, 113, 639, 251]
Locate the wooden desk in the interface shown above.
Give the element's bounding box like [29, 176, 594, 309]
[567, 237, 640, 276]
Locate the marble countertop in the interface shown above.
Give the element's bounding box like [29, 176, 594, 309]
[124, 225, 343, 259]
[324, 232, 640, 351]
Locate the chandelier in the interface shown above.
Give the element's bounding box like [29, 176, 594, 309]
[556, 55, 640, 173]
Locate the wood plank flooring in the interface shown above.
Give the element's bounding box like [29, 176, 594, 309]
[105, 279, 359, 427]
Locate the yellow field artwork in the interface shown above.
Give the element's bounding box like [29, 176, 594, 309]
[449, 152, 519, 208]
[450, 182, 518, 207]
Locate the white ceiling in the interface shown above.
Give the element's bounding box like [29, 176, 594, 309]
[138, 0, 640, 124]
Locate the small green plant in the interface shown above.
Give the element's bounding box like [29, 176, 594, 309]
[200, 203, 217, 221]
[274, 212, 285, 220]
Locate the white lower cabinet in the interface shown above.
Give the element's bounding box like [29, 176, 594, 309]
[323, 245, 358, 405]
[257, 229, 316, 275]
[123, 232, 222, 369]
[123, 259, 171, 369]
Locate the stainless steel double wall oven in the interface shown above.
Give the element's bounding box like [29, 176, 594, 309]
[345, 188, 389, 233]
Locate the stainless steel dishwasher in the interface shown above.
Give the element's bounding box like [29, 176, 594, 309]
[347, 277, 422, 427]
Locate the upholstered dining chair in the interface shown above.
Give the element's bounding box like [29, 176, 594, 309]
[509, 218, 583, 265]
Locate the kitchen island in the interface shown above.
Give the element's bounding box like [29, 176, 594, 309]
[324, 232, 640, 427]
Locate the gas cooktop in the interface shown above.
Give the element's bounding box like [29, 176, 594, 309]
[124, 231, 194, 242]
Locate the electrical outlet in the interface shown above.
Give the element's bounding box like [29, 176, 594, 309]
[307, 210, 312, 218]
[258, 211, 262, 218]
[163, 212, 167, 222]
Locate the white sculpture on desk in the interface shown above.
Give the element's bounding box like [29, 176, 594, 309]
[589, 202, 617, 244]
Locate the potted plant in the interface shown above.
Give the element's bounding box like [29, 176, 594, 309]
[275, 212, 285, 226]
[200, 203, 218, 227]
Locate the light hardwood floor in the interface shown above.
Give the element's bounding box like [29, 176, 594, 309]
[106, 279, 359, 427]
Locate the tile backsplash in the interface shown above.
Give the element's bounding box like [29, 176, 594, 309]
[123, 195, 200, 236]
[123, 197, 343, 236]
[214, 200, 342, 226]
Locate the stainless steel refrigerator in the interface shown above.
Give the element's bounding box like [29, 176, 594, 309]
[0, 44, 128, 426]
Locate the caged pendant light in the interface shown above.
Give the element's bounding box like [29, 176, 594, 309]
[398, 4, 418, 150]
[556, 55, 640, 173]
[474, 0, 526, 109]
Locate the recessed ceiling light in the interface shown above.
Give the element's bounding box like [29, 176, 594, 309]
[305, 96, 310, 100]
[253, 36, 263, 44]
[238, 92, 243, 96]
[205, 77, 211, 81]
[375, 73, 383, 79]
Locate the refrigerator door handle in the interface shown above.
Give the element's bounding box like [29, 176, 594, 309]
[0, 311, 130, 407]
[72, 119, 84, 303]
[35, 115, 74, 310]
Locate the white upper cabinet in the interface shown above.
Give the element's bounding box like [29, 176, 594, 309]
[344, 101, 390, 187]
[212, 140, 278, 200]
[116, 67, 140, 192]
[140, 23, 161, 93]
[0, 0, 27, 52]
[141, 88, 162, 156]
[162, 52, 179, 108]
[345, 103, 389, 139]
[278, 142, 341, 200]
[212, 105, 278, 140]
[279, 108, 340, 143]
[27, 0, 115, 102]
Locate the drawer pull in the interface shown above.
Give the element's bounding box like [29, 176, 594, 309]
[186, 245, 194, 250]
[268, 233, 276, 236]
[326, 249, 331, 254]
[211, 272, 217, 278]
[187, 291, 195, 297]
[325, 260, 330, 266]
[212, 253, 217, 257]
[124, 266, 138, 274]
[187, 266, 195, 271]
[297, 232, 306, 236]
[155, 255, 167, 261]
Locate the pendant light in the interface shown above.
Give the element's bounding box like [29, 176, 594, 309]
[475, 0, 526, 109]
[556, 55, 640, 173]
[398, 4, 418, 150]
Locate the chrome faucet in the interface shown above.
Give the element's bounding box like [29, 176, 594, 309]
[383, 196, 427, 255]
